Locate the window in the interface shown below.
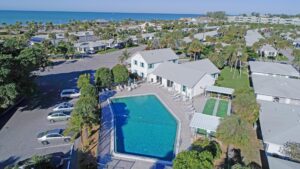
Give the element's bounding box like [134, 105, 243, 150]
[182, 85, 186, 92]
[134, 60, 138, 65]
[140, 62, 144, 68]
[148, 64, 154, 69]
[141, 73, 144, 78]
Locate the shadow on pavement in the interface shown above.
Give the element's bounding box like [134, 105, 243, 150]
[0, 156, 20, 169]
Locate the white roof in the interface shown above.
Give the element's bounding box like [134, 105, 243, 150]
[182, 59, 220, 75]
[136, 48, 179, 64]
[69, 31, 94, 37]
[249, 61, 300, 77]
[183, 37, 192, 43]
[205, 86, 234, 95]
[259, 100, 300, 145]
[260, 44, 277, 52]
[190, 113, 220, 132]
[74, 41, 105, 48]
[194, 30, 218, 40]
[267, 156, 300, 169]
[252, 74, 300, 100]
[245, 29, 264, 47]
[151, 62, 207, 88]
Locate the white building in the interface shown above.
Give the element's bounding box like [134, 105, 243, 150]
[181, 59, 221, 79]
[259, 101, 300, 157]
[74, 41, 106, 53]
[69, 31, 97, 42]
[252, 74, 300, 105]
[227, 15, 300, 26]
[130, 48, 179, 78]
[259, 44, 278, 58]
[249, 61, 300, 78]
[193, 30, 219, 42]
[148, 62, 216, 98]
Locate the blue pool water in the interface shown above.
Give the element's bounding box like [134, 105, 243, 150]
[111, 95, 178, 161]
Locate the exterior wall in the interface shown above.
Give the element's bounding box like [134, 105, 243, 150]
[256, 94, 274, 102]
[193, 74, 215, 97]
[130, 53, 148, 78]
[265, 142, 284, 156]
[130, 53, 178, 78]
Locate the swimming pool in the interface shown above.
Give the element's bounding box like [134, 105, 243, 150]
[110, 94, 178, 161]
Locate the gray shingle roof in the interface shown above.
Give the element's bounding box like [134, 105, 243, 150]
[151, 62, 206, 88]
[249, 61, 300, 77]
[252, 74, 300, 100]
[259, 100, 300, 145]
[267, 156, 300, 169]
[137, 48, 179, 64]
[182, 59, 220, 75]
[245, 29, 264, 47]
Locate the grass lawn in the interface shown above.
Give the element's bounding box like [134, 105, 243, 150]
[97, 48, 118, 54]
[216, 67, 250, 91]
[203, 98, 216, 115]
[216, 100, 228, 117]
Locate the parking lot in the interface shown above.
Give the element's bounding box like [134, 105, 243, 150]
[0, 45, 145, 168]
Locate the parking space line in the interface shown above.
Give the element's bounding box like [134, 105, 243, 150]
[35, 143, 72, 150]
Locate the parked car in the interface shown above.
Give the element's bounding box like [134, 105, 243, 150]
[60, 89, 80, 99]
[47, 111, 71, 123]
[17, 152, 64, 169]
[37, 129, 71, 145]
[53, 102, 74, 112]
[86, 50, 96, 54]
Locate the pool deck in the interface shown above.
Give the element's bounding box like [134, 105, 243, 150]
[98, 83, 197, 169]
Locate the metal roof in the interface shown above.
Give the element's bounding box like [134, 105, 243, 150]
[249, 61, 300, 77]
[137, 48, 179, 64]
[194, 30, 218, 40]
[182, 59, 220, 75]
[259, 100, 300, 145]
[260, 44, 277, 52]
[151, 62, 207, 88]
[267, 156, 300, 169]
[205, 86, 234, 95]
[189, 113, 221, 132]
[245, 29, 264, 47]
[252, 74, 300, 100]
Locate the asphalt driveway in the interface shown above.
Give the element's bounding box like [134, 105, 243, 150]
[0, 46, 145, 168]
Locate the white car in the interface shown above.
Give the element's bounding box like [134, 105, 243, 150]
[53, 102, 74, 111]
[37, 129, 71, 145]
[47, 111, 71, 123]
[60, 89, 80, 99]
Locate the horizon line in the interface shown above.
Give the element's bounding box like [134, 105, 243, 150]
[0, 9, 203, 16]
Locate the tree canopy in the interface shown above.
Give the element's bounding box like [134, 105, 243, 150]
[112, 64, 129, 84]
[173, 150, 213, 169]
[0, 38, 49, 110]
[95, 67, 113, 88]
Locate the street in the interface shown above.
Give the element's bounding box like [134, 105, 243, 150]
[0, 45, 145, 168]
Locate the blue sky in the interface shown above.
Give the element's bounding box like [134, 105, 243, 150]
[0, 0, 299, 15]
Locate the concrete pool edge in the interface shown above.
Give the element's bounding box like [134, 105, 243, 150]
[107, 93, 182, 165]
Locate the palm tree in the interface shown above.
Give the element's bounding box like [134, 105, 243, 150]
[188, 40, 203, 61]
[48, 32, 56, 45]
[118, 49, 131, 64]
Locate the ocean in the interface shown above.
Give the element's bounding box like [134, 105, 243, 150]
[0, 10, 201, 24]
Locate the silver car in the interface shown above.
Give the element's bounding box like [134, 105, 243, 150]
[53, 102, 74, 112]
[37, 129, 71, 145]
[47, 111, 71, 123]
